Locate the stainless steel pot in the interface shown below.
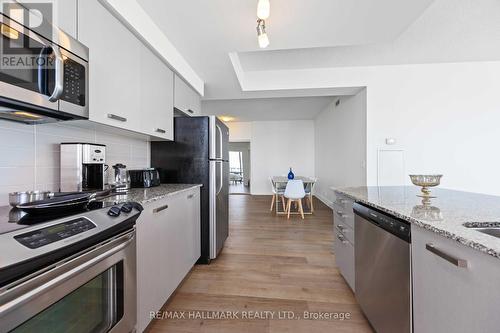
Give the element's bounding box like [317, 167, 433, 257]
[9, 191, 52, 207]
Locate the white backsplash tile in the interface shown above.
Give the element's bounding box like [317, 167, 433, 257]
[0, 120, 151, 205]
[0, 167, 35, 187]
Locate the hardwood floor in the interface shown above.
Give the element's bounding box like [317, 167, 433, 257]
[229, 182, 251, 194]
[148, 195, 373, 333]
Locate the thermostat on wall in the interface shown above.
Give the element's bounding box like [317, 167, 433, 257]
[385, 138, 397, 145]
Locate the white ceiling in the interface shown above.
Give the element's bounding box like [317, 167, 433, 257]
[237, 0, 500, 72]
[137, 0, 435, 100]
[202, 96, 335, 121]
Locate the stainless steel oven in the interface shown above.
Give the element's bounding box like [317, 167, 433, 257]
[0, 203, 142, 333]
[0, 9, 88, 124]
[0, 230, 136, 333]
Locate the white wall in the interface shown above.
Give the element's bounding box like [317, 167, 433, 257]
[225, 0, 500, 196]
[365, 62, 500, 195]
[240, 61, 500, 196]
[226, 122, 251, 142]
[314, 91, 367, 205]
[251, 120, 315, 195]
[0, 120, 150, 205]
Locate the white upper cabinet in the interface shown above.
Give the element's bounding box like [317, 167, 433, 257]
[174, 74, 201, 116]
[78, 0, 174, 140]
[52, 0, 77, 38]
[78, 0, 142, 133]
[139, 45, 174, 140]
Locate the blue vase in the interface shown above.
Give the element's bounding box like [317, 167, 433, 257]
[287, 168, 295, 180]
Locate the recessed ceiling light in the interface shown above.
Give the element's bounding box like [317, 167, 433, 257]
[219, 116, 235, 122]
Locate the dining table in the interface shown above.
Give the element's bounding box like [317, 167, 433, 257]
[271, 176, 316, 215]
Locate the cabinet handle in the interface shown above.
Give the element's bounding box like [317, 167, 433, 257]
[334, 199, 348, 206]
[336, 232, 348, 244]
[336, 210, 348, 218]
[155, 128, 166, 134]
[187, 194, 194, 199]
[187, 109, 194, 114]
[153, 204, 169, 213]
[108, 114, 127, 122]
[426, 243, 468, 268]
[336, 224, 346, 233]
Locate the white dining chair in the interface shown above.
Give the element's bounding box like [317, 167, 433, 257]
[284, 180, 306, 219]
[269, 177, 286, 212]
[304, 178, 317, 213]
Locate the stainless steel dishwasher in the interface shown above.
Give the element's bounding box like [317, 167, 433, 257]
[353, 202, 411, 333]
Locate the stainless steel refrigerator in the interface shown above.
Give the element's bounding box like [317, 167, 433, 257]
[151, 116, 229, 264]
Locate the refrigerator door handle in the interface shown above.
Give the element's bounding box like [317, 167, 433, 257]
[217, 161, 223, 195]
[216, 124, 223, 160]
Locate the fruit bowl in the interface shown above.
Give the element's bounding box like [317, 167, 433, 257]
[409, 174, 443, 197]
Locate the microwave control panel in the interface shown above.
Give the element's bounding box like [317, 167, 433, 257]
[62, 58, 86, 107]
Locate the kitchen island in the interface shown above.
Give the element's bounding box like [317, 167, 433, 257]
[334, 186, 500, 258]
[332, 186, 500, 333]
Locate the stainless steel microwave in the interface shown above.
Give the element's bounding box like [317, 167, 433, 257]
[0, 10, 88, 124]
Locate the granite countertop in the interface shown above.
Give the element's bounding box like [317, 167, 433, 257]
[0, 184, 202, 234]
[333, 186, 500, 260]
[110, 184, 202, 205]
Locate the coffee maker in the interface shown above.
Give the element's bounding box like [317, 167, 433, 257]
[60, 143, 106, 192]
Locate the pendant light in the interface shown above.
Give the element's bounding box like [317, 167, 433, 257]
[256, 19, 269, 48]
[256, 0, 270, 48]
[257, 0, 270, 20]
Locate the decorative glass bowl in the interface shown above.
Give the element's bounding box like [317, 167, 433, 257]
[409, 174, 443, 197]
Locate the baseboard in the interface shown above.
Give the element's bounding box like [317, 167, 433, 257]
[314, 193, 333, 209]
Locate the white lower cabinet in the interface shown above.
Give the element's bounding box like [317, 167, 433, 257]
[334, 228, 355, 290]
[333, 193, 355, 291]
[136, 187, 201, 332]
[412, 226, 500, 333]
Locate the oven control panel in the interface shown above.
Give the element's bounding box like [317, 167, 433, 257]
[14, 218, 96, 249]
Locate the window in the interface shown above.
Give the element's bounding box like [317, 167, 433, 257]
[229, 151, 243, 176]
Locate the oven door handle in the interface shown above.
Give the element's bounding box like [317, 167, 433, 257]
[0, 231, 134, 316]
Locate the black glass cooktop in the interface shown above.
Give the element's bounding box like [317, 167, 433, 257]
[0, 195, 127, 235]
